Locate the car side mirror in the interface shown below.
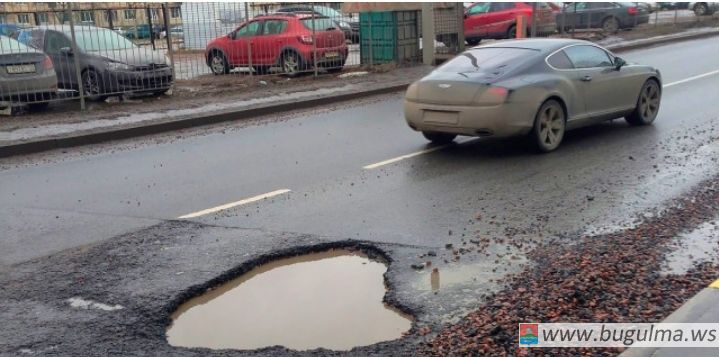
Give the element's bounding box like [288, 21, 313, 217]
[228, 31, 235, 40]
[59, 47, 73, 56]
[464, 13, 468, 19]
[614, 57, 626, 70]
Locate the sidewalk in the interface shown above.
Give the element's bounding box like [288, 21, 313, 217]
[621, 281, 719, 357]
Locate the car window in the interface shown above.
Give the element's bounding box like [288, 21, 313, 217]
[262, 20, 288, 35]
[490, 2, 515, 12]
[301, 18, 336, 31]
[45, 30, 72, 55]
[564, 45, 613, 68]
[74, 28, 136, 51]
[437, 47, 538, 73]
[0, 35, 33, 54]
[547, 50, 574, 69]
[588, 2, 615, 9]
[468, 3, 491, 14]
[17, 29, 44, 50]
[236, 21, 261, 38]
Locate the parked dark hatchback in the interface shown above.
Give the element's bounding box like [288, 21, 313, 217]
[17, 25, 172, 100]
[556, 2, 650, 33]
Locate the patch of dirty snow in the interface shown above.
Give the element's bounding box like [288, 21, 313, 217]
[67, 297, 124, 311]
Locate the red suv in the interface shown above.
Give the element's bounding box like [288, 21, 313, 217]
[206, 13, 348, 76]
[464, 2, 557, 46]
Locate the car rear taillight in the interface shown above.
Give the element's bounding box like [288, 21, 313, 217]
[298, 35, 314, 45]
[42, 56, 53, 71]
[474, 86, 510, 105]
[628, 7, 638, 15]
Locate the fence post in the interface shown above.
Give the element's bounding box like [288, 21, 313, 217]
[457, 3, 465, 52]
[530, 2, 537, 37]
[147, 7, 156, 50]
[654, 6, 658, 27]
[66, 4, 86, 111]
[244, 3, 252, 76]
[162, 3, 176, 82]
[421, 3, 435, 65]
[312, 4, 318, 77]
[368, 13, 373, 67]
[674, 8, 678, 26]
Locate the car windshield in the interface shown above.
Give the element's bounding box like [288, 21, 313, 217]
[73, 28, 137, 51]
[436, 47, 538, 73]
[301, 18, 337, 31]
[0, 35, 34, 54]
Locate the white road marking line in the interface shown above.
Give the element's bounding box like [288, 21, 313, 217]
[363, 145, 451, 169]
[664, 69, 719, 88]
[177, 189, 291, 219]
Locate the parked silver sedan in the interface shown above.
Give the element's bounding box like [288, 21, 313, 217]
[404, 39, 662, 152]
[0, 35, 57, 109]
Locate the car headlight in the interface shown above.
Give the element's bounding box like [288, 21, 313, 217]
[338, 21, 351, 29]
[108, 61, 133, 71]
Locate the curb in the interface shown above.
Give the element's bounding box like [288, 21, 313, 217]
[620, 279, 719, 357]
[1, 29, 717, 158]
[0, 83, 409, 158]
[607, 29, 719, 53]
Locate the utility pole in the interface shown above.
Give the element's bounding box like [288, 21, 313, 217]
[421, 3, 435, 65]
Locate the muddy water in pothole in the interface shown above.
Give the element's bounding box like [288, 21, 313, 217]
[166, 249, 412, 351]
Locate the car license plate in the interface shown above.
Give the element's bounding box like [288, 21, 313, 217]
[324, 52, 339, 59]
[6, 64, 36, 74]
[423, 110, 459, 125]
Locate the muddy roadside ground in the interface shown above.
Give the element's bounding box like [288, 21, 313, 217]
[0, 63, 424, 134]
[426, 176, 719, 356]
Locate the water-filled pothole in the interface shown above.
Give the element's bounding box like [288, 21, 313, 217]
[167, 249, 412, 351]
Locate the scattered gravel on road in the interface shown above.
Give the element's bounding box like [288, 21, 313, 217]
[426, 178, 719, 356]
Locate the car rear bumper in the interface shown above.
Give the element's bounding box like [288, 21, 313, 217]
[404, 99, 534, 138]
[307, 46, 349, 66]
[0, 72, 58, 102]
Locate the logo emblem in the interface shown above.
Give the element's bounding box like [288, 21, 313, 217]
[438, 84, 452, 89]
[519, 323, 539, 346]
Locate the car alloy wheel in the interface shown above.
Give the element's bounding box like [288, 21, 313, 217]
[81, 69, 106, 101]
[694, 3, 708, 16]
[533, 100, 565, 152]
[282, 52, 300, 75]
[602, 17, 619, 33]
[210, 54, 228, 75]
[507, 25, 517, 39]
[83, 70, 101, 96]
[626, 80, 661, 125]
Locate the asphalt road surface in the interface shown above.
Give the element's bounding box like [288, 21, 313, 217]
[2, 37, 719, 355]
[2, 38, 719, 266]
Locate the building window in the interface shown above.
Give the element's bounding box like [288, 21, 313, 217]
[37, 12, 49, 24]
[124, 9, 136, 20]
[17, 13, 30, 24]
[0, 15, 6, 24]
[80, 11, 94, 22]
[150, 8, 159, 19]
[171, 7, 181, 18]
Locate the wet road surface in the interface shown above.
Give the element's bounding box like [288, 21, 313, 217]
[2, 38, 719, 266]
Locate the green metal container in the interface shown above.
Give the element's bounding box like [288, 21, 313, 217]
[359, 11, 419, 65]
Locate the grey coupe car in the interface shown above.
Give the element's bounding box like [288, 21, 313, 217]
[404, 39, 662, 152]
[0, 35, 57, 109]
